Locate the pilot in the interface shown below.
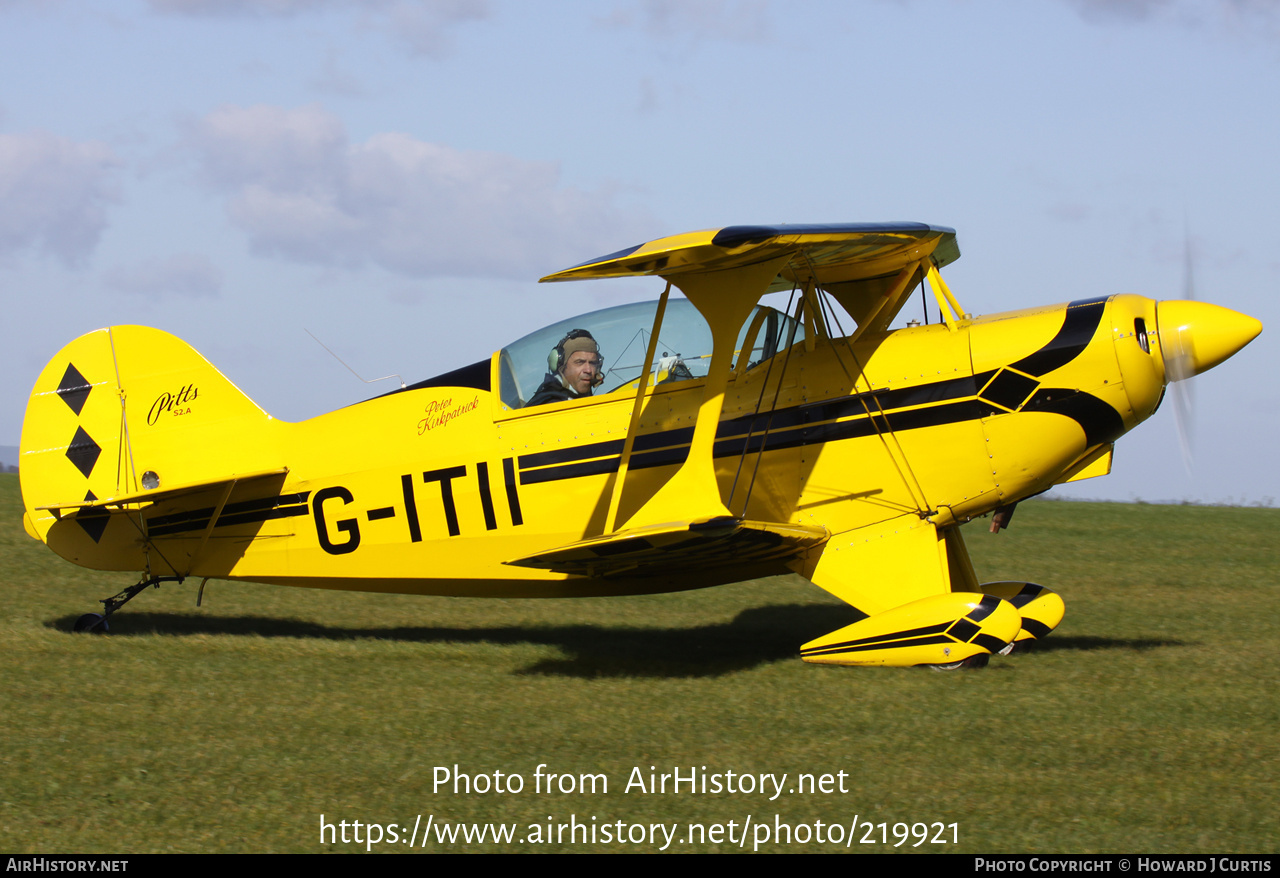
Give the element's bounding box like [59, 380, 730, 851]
[528, 329, 604, 407]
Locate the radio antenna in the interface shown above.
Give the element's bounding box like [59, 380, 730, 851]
[304, 328, 406, 388]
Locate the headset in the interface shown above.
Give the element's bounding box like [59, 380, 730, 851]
[548, 329, 605, 386]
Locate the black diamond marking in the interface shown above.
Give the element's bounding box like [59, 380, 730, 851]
[948, 617, 981, 643]
[56, 363, 93, 415]
[66, 426, 102, 478]
[76, 489, 110, 543]
[979, 369, 1040, 411]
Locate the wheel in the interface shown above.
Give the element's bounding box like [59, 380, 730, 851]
[73, 613, 109, 633]
[927, 654, 988, 671]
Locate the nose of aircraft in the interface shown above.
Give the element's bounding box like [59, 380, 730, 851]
[1156, 300, 1262, 383]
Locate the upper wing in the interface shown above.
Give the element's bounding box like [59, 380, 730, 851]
[540, 222, 958, 291]
[536, 223, 960, 545]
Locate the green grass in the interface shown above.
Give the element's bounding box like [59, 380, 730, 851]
[1, 473, 1276, 853]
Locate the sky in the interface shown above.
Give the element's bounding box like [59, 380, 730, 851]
[1, 0, 1275, 505]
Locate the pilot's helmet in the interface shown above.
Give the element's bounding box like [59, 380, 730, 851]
[549, 329, 602, 374]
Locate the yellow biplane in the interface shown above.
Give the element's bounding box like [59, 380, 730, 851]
[19, 223, 1262, 667]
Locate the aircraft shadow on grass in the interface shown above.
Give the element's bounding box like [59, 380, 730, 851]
[49, 605, 848, 678]
[48, 607, 1186, 678]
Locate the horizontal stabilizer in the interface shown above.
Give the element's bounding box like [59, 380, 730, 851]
[37, 467, 289, 517]
[505, 516, 828, 577]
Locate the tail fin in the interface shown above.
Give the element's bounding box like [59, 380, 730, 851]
[20, 326, 277, 546]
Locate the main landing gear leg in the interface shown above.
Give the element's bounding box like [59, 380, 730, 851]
[73, 576, 182, 633]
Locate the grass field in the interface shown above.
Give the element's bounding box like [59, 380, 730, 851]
[1, 472, 1276, 853]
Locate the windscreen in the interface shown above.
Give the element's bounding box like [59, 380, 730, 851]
[498, 298, 801, 410]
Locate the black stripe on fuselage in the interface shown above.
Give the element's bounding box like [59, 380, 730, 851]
[147, 300, 1119, 529]
[800, 620, 954, 656]
[1022, 388, 1125, 446]
[146, 492, 312, 537]
[1009, 297, 1108, 377]
[516, 298, 1116, 486]
[518, 425, 695, 471]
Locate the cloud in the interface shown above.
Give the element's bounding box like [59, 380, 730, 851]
[146, 0, 336, 12]
[184, 104, 655, 279]
[0, 131, 120, 266]
[1063, 0, 1280, 30]
[602, 0, 772, 43]
[382, 0, 488, 55]
[103, 253, 224, 298]
[310, 48, 368, 97]
[144, 0, 489, 57]
[1063, 0, 1173, 23]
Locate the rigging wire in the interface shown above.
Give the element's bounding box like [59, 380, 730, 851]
[802, 251, 932, 515]
[726, 284, 801, 517]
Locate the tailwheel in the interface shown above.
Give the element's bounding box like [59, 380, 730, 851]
[70, 575, 182, 634]
[73, 613, 109, 633]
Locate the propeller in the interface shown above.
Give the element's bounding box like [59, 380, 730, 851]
[1155, 233, 1262, 476]
[1165, 236, 1198, 473]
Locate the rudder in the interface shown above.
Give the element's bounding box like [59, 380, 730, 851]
[20, 326, 277, 549]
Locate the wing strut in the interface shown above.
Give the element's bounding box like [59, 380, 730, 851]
[847, 261, 918, 344]
[603, 282, 672, 533]
[183, 479, 237, 577]
[620, 254, 795, 530]
[926, 263, 968, 330]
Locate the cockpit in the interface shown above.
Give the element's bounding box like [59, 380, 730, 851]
[497, 298, 804, 410]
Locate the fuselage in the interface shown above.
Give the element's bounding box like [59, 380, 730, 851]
[29, 293, 1183, 598]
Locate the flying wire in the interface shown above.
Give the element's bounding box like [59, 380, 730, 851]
[804, 252, 932, 515]
[727, 283, 801, 517]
